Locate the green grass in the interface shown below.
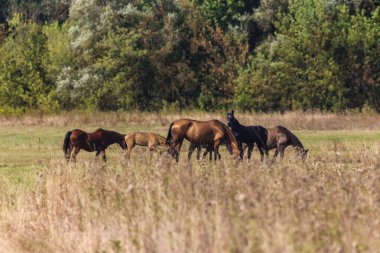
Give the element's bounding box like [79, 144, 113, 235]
[299, 130, 380, 143]
[0, 124, 173, 193]
[1, 125, 380, 186]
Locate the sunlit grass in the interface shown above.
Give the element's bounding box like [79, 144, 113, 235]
[1, 113, 380, 252]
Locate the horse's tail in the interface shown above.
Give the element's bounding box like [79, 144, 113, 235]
[166, 122, 174, 145]
[221, 123, 239, 156]
[63, 131, 72, 154]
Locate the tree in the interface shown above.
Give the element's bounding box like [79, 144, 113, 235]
[235, 0, 348, 112]
[0, 15, 56, 112]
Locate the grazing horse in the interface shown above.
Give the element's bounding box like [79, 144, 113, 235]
[187, 141, 232, 161]
[63, 128, 126, 162]
[267, 126, 309, 160]
[166, 119, 239, 162]
[124, 132, 168, 159]
[226, 111, 269, 161]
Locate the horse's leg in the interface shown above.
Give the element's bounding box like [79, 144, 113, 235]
[171, 139, 183, 163]
[273, 148, 279, 161]
[204, 146, 213, 161]
[148, 143, 156, 152]
[124, 144, 134, 159]
[247, 144, 254, 160]
[263, 142, 270, 161]
[148, 142, 157, 162]
[95, 150, 101, 160]
[188, 143, 195, 160]
[257, 145, 265, 162]
[196, 146, 202, 161]
[238, 142, 244, 160]
[175, 142, 182, 163]
[279, 145, 286, 160]
[213, 140, 221, 161]
[72, 147, 80, 163]
[170, 132, 184, 162]
[65, 146, 73, 162]
[101, 150, 107, 162]
[200, 147, 208, 161]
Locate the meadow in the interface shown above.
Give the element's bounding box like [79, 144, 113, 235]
[0, 112, 380, 253]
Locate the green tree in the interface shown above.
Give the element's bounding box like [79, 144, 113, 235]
[0, 15, 56, 112]
[235, 0, 347, 112]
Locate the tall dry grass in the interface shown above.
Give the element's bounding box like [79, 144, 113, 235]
[2, 111, 380, 130]
[1, 144, 380, 252]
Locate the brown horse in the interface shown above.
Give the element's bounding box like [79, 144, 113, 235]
[166, 119, 239, 162]
[124, 132, 168, 159]
[63, 128, 126, 162]
[267, 126, 308, 160]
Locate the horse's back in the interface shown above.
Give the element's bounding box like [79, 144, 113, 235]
[172, 118, 226, 144]
[173, 118, 221, 127]
[86, 128, 108, 142]
[267, 126, 293, 148]
[248, 125, 267, 136]
[127, 132, 164, 146]
[272, 126, 293, 138]
[70, 129, 87, 140]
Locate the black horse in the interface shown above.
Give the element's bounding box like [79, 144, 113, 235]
[226, 111, 269, 161]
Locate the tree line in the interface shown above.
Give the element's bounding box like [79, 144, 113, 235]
[0, 0, 379, 113]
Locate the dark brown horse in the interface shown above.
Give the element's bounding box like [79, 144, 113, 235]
[267, 126, 308, 160]
[63, 128, 126, 162]
[166, 119, 239, 162]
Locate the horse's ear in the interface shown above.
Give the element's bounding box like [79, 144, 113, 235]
[231, 110, 234, 115]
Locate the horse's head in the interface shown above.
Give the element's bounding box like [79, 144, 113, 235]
[226, 110, 236, 128]
[119, 135, 127, 150]
[228, 137, 240, 159]
[297, 148, 309, 160]
[222, 139, 233, 155]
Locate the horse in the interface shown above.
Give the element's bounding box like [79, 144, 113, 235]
[124, 132, 168, 159]
[166, 119, 239, 162]
[267, 126, 309, 160]
[226, 110, 269, 161]
[187, 140, 232, 161]
[63, 128, 126, 162]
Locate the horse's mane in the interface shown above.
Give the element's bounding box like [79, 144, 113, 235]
[96, 129, 125, 141]
[288, 129, 304, 149]
[220, 122, 238, 152]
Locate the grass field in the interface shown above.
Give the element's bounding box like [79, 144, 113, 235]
[1, 112, 380, 252]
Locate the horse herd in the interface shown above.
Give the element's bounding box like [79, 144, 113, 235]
[62, 111, 308, 163]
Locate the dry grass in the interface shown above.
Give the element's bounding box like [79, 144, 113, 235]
[1, 145, 380, 253]
[2, 111, 380, 130]
[1, 112, 380, 252]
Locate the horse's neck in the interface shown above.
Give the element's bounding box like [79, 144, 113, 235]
[232, 119, 243, 130]
[222, 123, 239, 153]
[158, 136, 166, 145]
[226, 135, 239, 153]
[289, 132, 304, 150]
[107, 132, 122, 144]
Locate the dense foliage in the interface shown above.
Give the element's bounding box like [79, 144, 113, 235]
[0, 0, 379, 113]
